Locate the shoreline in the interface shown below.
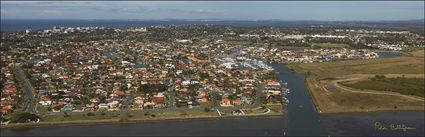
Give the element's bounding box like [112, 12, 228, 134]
[318, 109, 425, 115]
[303, 73, 424, 115]
[284, 61, 425, 115]
[1, 113, 283, 129]
[276, 65, 422, 117]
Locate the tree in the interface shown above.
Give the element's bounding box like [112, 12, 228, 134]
[200, 72, 209, 79]
[9, 112, 40, 123]
[196, 53, 209, 60]
[119, 113, 132, 122]
[0, 112, 5, 122]
[375, 75, 386, 79]
[63, 112, 70, 118]
[138, 84, 152, 93]
[71, 100, 82, 105]
[87, 112, 95, 116]
[120, 86, 128, 91]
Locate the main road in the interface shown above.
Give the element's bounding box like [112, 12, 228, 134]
[11, 64, 37, 113]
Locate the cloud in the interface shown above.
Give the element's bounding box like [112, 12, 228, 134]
[91, 4, 220, 15]
[39, 10, 63, 16]
[161, 8, 220, 14]
[1, 9, 7, 14]
[94, 6, 152, 14]
[2, 1, 421, 20]
[197, 9, 220, 14]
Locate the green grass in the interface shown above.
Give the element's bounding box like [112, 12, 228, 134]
[305, 77, 425, 114]
[410, 50, 425, 58]
[287, 56, 424, 78]
[41, 112, 120, 122]
[312, 43, 349, 48]
[341, 78, 424, 97]
[40, 108, 219, 122]
[200, 102, 213, 108]
[287, 50, 425, 113]
[266, 104, 283, 113]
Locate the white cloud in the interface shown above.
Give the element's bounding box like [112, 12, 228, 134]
[198, 9, 219, 13]
[161, 8, 220, 14]
[39, 10, 63, 16]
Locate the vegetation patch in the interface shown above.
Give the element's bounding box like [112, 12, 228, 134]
[312, 43, 349, 48]
[341, 77, 424, 97]
[287, 50, 425, 113]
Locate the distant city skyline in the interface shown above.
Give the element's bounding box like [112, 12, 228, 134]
[1, 1, 424, 21]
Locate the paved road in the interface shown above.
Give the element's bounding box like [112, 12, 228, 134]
[253, 83, 266, 107]
[101, 49, 123, 63]
[169, 92, 175, 110]
[12, 65, 37, 113]
[210, 91, 220, 109]
[46, 106, 203, 116]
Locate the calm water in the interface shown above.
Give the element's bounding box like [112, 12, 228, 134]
[1, 117, 287, 136]
[321, 112, 424, 136]
[377, 52, 405, 58]
[271, 64, 327, 136]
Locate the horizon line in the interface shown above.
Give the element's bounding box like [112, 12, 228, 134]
[2, 18, 424, 22]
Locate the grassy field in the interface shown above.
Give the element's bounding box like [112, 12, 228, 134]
[409, 50, 425, 58]
[1, 104, 283, 128]
[287, 50, 425, 114]
[312, 43, 350, 48]
[40, 109, 218, 122]
[288, 54, 424, 78]
[340, 77, 424, 97]
[37, 103, 282, 122]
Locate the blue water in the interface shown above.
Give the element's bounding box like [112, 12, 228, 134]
[321, 112, 424, 136]
[271, 64, 327, 136]
[377, 52, 405, 58]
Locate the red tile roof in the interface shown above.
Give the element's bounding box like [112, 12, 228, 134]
[152, 96, 165, 104]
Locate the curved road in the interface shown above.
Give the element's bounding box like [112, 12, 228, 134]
[12, 65, 37, 113]
[330, 75, 424, 102]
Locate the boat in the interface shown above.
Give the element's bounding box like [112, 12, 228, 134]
[282, 88, 290, 94]
[282, 97, 289, 104]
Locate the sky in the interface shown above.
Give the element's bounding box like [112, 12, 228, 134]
[1, 1, 424, 21]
